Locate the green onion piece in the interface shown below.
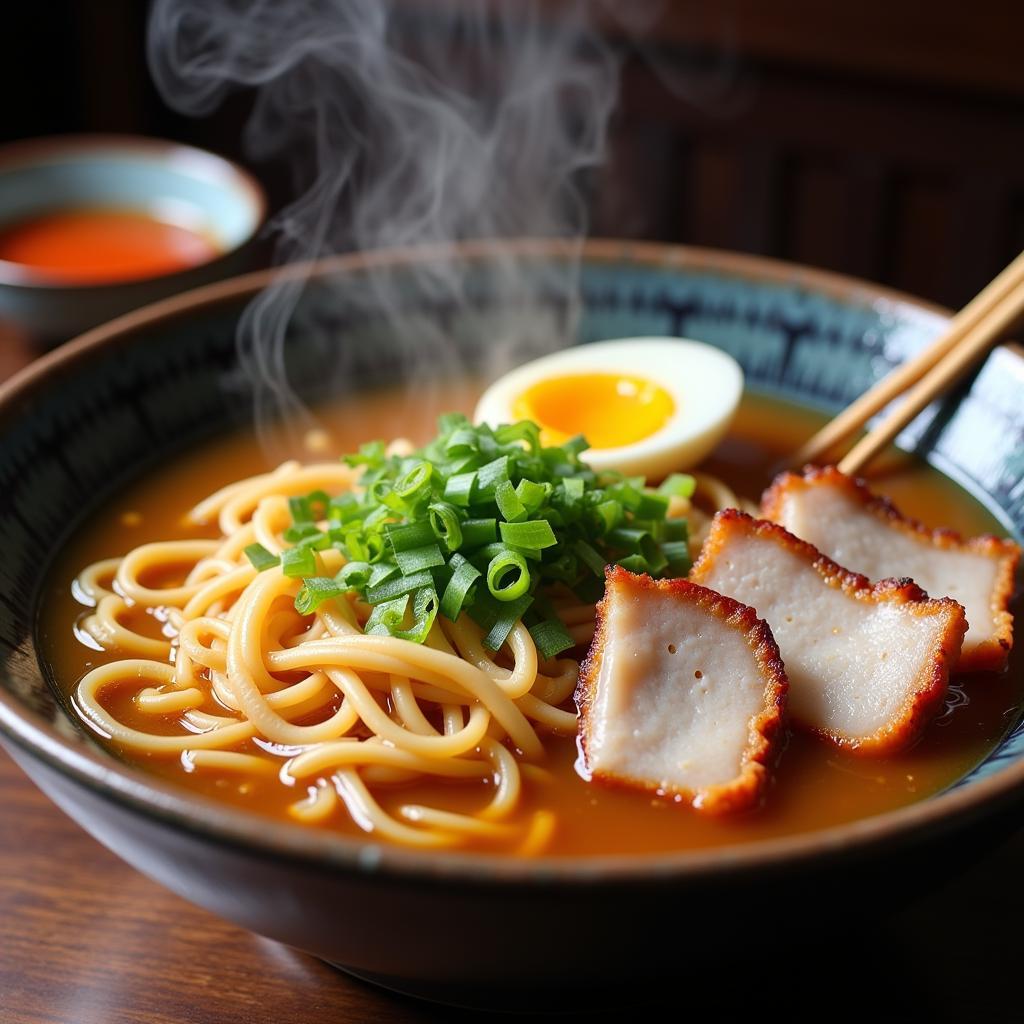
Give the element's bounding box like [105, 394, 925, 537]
[445, 428, 479, 457]
[659, 473, 696, 499]
[635, 491, 671, 520]
[483, 595, 533, 650]
[574, 539, 608, 577]
[394, 543, 445, 575]
[663, 518, 689, 542]
[529, 618, 576, 659]
[365, 595, 409, 635]
[368, 562, 399, 589]
[428, 502, 464, 553]
[394, 460, 433, 501]
[494, 420, 541, 452]
[288, 495, 314, 524]
[344, 439, 387, 468]
[330, 493, 361, 522]
[296, 531, 331, 551]
[386, 519, 436, 552]
[499, 519, 557, 550]
[617, 554, 651, 574]
[244, 543, 280, 572]
[366, 568, 434, 604]
[593, 499, 622, 533]
[337, 561, 372, 589]
[515, 478, 549, 513]
[281, 546, 317, 578]
[283, 522, 322, 543]
[440, 554, 481, 620]
[495, 480, 527, 523]
[461, 518, 497, 549]
[486, 549, 531, 602]
[306, 490, 331, 520]
[661, 541, 692, 575]
[444, 471, 477, 507]
[608, 527, 659, 564]
[392, 586, 439, 643]
[561, 435, 589, 457]
[474, 455, 510, 500]
[562, 477, 585, 502]
[295, 576, 345, 614]
[437, 411, 470, 435]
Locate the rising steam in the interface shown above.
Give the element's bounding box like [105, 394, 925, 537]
[147, 0, 621, 447]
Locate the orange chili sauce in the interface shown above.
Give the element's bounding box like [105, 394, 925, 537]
[37, 386, 1024, 857]
[0, 207, 219, 283]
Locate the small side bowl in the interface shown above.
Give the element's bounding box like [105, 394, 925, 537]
[0, 134, 266, 342]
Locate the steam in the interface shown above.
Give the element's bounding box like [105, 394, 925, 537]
[147, 0, 621, 448]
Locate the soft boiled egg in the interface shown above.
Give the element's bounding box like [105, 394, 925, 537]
[473, 337, 743, 480]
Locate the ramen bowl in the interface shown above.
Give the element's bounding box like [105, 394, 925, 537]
[0, 134, 265, 342]
[0, 241, 1022, 1007]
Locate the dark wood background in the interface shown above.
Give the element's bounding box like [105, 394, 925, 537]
[3, 0, 1023, 311]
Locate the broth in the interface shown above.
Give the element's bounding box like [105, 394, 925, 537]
[0, 207, 219, 283]
[37, 388, 1024, 857]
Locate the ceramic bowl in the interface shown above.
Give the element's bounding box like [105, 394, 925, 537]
[0, 240, 1021, 1007]
[0, 134, 265, 341]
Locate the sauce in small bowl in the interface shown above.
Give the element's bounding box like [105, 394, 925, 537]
[0, 136, 265, 342]
[0, 206, 220, 285]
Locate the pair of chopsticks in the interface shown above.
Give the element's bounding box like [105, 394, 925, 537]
[792, 249, 1024, 476]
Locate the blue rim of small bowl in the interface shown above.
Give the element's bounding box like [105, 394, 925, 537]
[0, 133, 267, 290]
[0, 238, 1020, 887]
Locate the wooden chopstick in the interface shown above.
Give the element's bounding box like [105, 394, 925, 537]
[836, 279, 1024, 475]
[791, 248, 1024, 470]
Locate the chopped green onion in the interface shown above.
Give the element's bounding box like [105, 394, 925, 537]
[474, 455, 510, 500]
[661, 541, 692, 574]
[365, 595, 409, 635]
[428, 501, 463, 552]
[295, 576, 345, 614]
[486, 549, 531, 602]
[659, 473, 696, 499]
[443, 471, 477, 506]
[392, 586, 438, 644]
[386, 519, 436, 552]
[515, 478, 549, 513]
[281, 546, 316, 578]
[366, 568, 434, 604]
[574, 539, 608, 577]
[337, 561, 372, 589]
[461, 518, 498, 549]
[499, 519, 557, 549]
[276, 414, 692, 649]
[394, 460, 433, 501]
[528, 618, 576, 659]
[439, 554, 481, 620]
[283, 521, 322, 543]
[288, 495, 314, 524]
[394, 543, 446, 575]
[244, 543, 279, 572]
[495, 480, 527, 523]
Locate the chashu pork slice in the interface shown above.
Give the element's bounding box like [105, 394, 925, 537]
[762, 466, 1019, 672]
[576, 567, 787, 815]
[690, 510, 966, 754]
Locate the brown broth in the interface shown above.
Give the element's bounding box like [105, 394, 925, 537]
[37, 387, 1024, 857]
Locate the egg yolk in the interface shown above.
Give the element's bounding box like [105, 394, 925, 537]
[511, 373, 675, 448]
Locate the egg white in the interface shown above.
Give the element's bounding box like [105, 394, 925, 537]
[473, 337, 743, 480]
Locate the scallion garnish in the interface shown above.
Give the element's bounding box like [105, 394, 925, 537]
[271, 413, 691, 652]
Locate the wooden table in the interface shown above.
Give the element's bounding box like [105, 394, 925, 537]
[2, 326, 1022, 1022]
